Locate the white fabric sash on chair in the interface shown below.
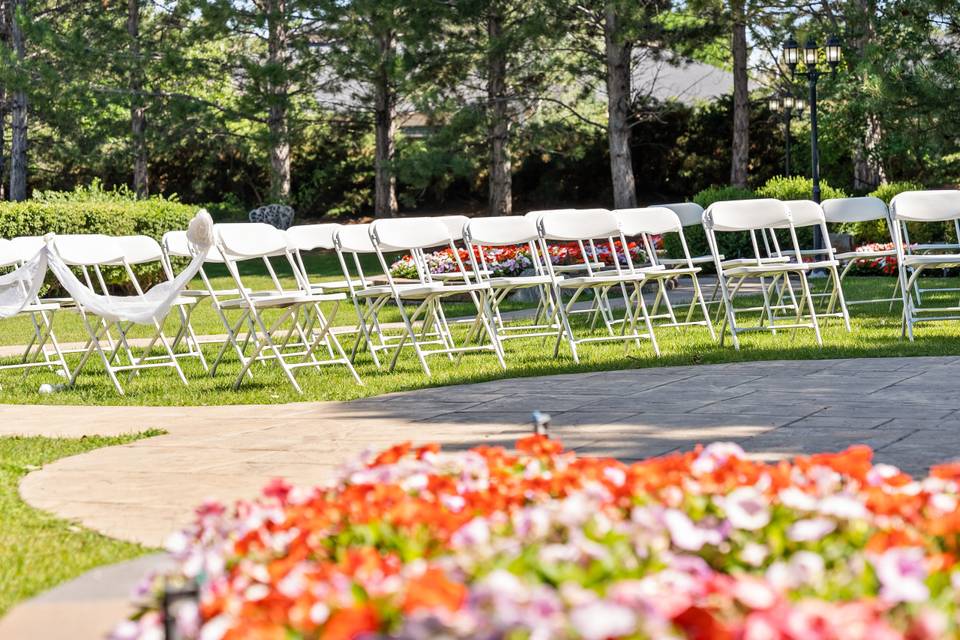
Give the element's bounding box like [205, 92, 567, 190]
[44, 210, 214, 325]
[0, 250, 48, 319]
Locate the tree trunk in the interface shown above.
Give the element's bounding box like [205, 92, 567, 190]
[0, 3, 6, 201]
[604, 2, 636, 210]
[729, 0, 749, 188]
[851, 0, 885, 191]
[266, 0, 291, 202]
[373, 31, 397, 218]
[128, 0, 148, 199]
[853, 113, 886, 191]
[9, 0, 26, 201]
[487, 9, 511, 216]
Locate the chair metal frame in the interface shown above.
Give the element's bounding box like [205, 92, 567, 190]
[890, 190, 960, 340]
[703, 198, 824, 349]
[368, 217, 505, 375]
[213, 223, 361, 392]
[0, 239, 70, 381]
[536, 209, 660, 362]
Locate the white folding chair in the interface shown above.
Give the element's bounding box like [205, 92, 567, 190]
[463, 216, 561, 342]
[703, 198, 824, 349]
[612, 207, 716, 340]
[116, 235, 208, 371]
[536, 209, 659, 361]
[763, 200, 851, 331]
[890, 190, 960, 340]
[50, 234, 190, 394]
[286, 223, 368, 295]
[213, 223, 361, 392]
[0, 239, 70, 380]
[821, 196, 901, 309]
[369, 217, 505, 375]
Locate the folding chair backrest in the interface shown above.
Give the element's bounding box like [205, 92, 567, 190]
[436, 215, 469, 242]
[163, 230, 226, 263]
[286, 223, 342, 252]
[0, 239, 17, 268]
[781, 200, 826, 229]
[9, 236, 45, 263]
[658, 202, 704, 227]
[52, 234, 125, 267]
[334, 224, 376, 254]
[216, 223, 289, 259]
[821, 196, 888, 224]
[703, 199, 790, 232]
[370, 218, 451, 251]
[538, 209, 618, 241]
[891, 190, 960, 222]
[464, 216, 539, 246]
[524, 208, 575, 223]
[116, 235, 164, 265]
[613, 207, 682, 236]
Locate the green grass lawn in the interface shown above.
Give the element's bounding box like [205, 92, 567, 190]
[0, 432, 158, 615]
[1, 266, 959, 405]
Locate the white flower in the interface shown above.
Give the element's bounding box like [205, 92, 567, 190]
[719, 487, 771, 531]
[778, 487, 818, 511]
[787, 518, 836, 542]
[818, 494, 868, 520]
[451, 517, 489, 549]
[570, 600, 637, 640]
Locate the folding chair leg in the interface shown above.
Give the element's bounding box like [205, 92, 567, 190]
[798, 274, 823, 346]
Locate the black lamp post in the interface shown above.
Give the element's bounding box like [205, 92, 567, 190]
[783, 33, 841, 252]
[782, 34, 842, 203]
[768, 92, 806, 177]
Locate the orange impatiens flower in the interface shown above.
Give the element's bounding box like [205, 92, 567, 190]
[321, 604, 380, 640]
[401, 567, 468, 614]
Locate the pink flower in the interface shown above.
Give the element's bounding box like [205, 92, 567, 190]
[664, 509, 721, 551]
[871, 547, 929, 604]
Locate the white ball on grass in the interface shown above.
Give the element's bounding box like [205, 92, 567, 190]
[38, 383, 55, 394]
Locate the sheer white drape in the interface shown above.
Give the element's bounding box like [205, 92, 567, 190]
[0, 209, 213, 324]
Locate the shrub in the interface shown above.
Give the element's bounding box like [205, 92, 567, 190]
[663, 186, 756, 268]
[0, 190, 196, 291]
[755, 175, 848, 202]
[117, 436, 960, 640]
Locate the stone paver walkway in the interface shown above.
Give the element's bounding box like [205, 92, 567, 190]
[5, 355, 960, 638]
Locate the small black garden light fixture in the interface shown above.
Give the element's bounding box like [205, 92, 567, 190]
[768, 92, 806, 177]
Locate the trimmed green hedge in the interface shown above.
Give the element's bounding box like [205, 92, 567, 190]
[0, 195, 196, 292]
[0, 199, 194, 241]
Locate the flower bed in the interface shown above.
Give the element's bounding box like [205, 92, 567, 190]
[847, 243, 899, 276]
[114, 437, 960, 639]
[389, 241, 646, 279]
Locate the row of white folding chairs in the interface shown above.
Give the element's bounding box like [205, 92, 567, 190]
[280, 208, 717, 372]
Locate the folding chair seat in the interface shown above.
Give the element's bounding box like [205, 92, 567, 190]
[536, 209, 659, 361]
[889, 190, 960, 340]
[887, 193, 960, 305]
[368, 217, 505, 375]
[463, 216, 561, 342]
[212, 222, 360, 392]
[611, 207, 716, 339]
[116, 235, 208, 370]
[0, 238, 70, 381]
[704, 198, 824, 349]
[49, 234, 191, 394]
